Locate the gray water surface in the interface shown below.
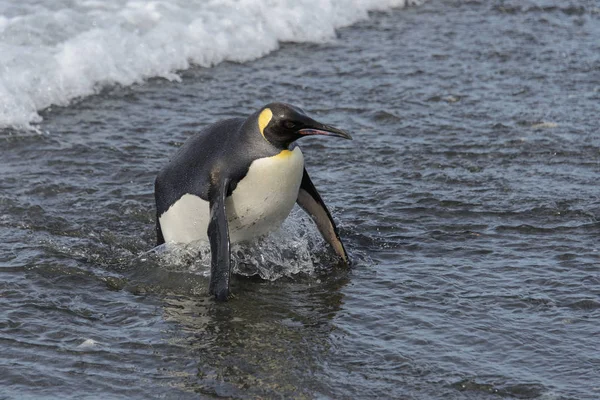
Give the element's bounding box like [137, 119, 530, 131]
[2, 1, 600, 399]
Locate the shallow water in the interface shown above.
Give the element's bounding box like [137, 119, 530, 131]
[2, 0, 600, 399]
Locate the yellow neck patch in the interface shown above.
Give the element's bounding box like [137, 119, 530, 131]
[275, 149, 293, 158]
[258, 108, 273, 140]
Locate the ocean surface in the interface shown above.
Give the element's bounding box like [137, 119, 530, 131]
[1, 0, 599, 398]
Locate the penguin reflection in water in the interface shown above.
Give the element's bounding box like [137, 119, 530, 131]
[154, 103, 351, 301]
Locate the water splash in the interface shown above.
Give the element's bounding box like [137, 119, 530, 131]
[147, 208, 336, 281]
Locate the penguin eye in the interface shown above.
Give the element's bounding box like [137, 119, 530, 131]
[283, 121, 297, 130]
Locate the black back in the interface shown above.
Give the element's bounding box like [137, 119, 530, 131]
[154, 113, 280, 217]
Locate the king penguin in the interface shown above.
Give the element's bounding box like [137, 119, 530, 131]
[154, 102, 352, 301]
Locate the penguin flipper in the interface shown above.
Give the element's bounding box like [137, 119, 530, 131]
[156, 209, 165, 246]
[297, 168, 349, 265]
[207, 177, 232, 301]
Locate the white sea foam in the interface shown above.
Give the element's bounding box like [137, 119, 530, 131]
[0, 0, 420, 129]
[76, 338, 100, 349]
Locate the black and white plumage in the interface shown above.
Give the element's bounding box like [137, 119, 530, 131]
[154, 103, 351, 301]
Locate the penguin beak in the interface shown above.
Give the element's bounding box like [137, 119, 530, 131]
[298, 122, 353, 140]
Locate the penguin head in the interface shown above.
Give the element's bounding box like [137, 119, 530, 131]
[257, 102, 352, 148]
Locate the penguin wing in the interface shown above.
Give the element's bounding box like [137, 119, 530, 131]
[207, 175, 232, 301]
[156, 209, 165, 246]
[296, 168, 349, 265]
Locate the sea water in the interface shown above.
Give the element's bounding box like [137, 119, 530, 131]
[1, 0, 599, 398]
[0, 0, 419, 129]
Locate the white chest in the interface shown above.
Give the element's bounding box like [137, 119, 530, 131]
[159, 147, 305, 244]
